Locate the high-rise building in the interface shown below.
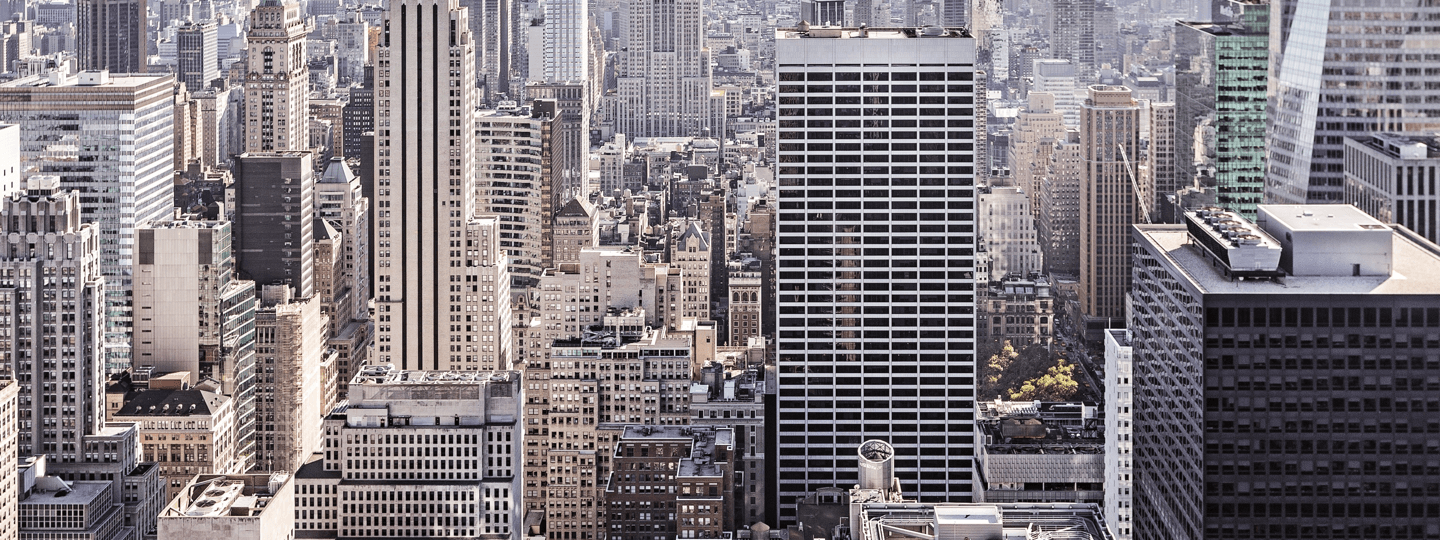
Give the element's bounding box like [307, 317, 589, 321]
[1009, 92, 1066, 212]
[133, 219, 259, 470]
[1047, 0, 1094, 82]
[535, 0, 588, 83]
[1265, 0, 1440, 204]
[1102, 329, 1132, 540]
[978, 185, 1043, 278]
[477, 103, 550, 287]
[606, 425, 735, 540]
[464, 0, 512, 98]
[20, 424, 166, 540]
[0, 177, 105, 460]
[0, 71, 176, 371]
[775, 26, 981, 522]
[244, 0, 309, 153]
[799, 0, 845, 25]
[341, 67, 374, 161]
[727, 261, 763, 346]
[0, 379, 17, 540]
[1032, 59, 1079, 127]
[672, 221, 711, 320]
[314, 159, 373, 396]
[234, 152, 316, 299]
[374, 0, 514, 371]
[1130, 204, 1440, 540]
[1078, 85, 1139, 340]
[1342, 133, 1440, 244]
[1038, 129, 1082, 277]
[1145, 102, 1175, 222]
[176, 20, 219, 91]
[1174, 15, 1267, 218]
[292, 365, 523, 539]
[526, 83, 589, 206]
[941, 0, 968, 26]
[614, 0, 712, 137]
[253, 285, 332, 473]
[76, 0, 146, 73]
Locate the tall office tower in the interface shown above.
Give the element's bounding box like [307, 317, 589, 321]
[1130, 205, 1440, 540]
[1145, 102, 1175, 222]
[799, 0, 845, 25]
[0, 380, 14, 540]
[941, 0, 968, 27]
[1102, 329, 1132, 540]
[1032, 60, 1079, 127]
[253, 285, 331, 473]
[1343, 134, 1440, 244]
[1047, 0, 1094, 82]
[527, 83, 589, 205]
[775, 27, 980, 522]
[853, 0, 872, 25]
[464, 0, 511, 98]
[335, 10, 370, 85]
[0, 71, 175, 371]
[1175, 16, 1267, 218]
[985, 29, 1009, 83]
[1267, 0, 1440, 204]
[133, 219, 259, 470]
[234, 153, 316, 298]
[1010, 92, 1066, 209]
[1078, 85, 1139, 339]
[315, 158, 371, 323]
[244, 0, 308, 153]
[607, 426, 735, 540]
[535, 0, 587, 83]
[477, 103, 550, 288]
[176, 20, 219, 91]
[292, 365, 523, 539]
[342, 67, 374, 161]
[1092, 2, 1117, 69]
[978, 185, 1043, 278]
[376, 0, 518, 371]
[0, 177, 104, 459]
[614, 0, 711, 138]
[672, 221, 712, 320]
[76, 0, 145, 73]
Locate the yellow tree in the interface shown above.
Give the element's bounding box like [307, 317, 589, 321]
[1008, 358, 1081, 401]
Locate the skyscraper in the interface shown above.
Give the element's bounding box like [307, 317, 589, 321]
[1175, 13, 1267, 218]
[76, 0, 146, 73]
[535, 0, 588, 83]
[373, 0, 514, 371]
[615, 0, 712, 137]
[253, 285, 332, 473]
[176, 20, 219, 91]
[1032, 59, 1079, 127]
[244, 0, 309, 153]
[1131, 205, 1440, 540]
[1079, 85, 1139, 340]
[0, 71, 176, 371]
[477, 103, 550, 287]
[0, 177, 105, 460]
[1039, 129, 1082, 277]
[234, 152, 316, 299]
[1009, 92, 1066, 211]
[1047, 0, 1094, 82]
[775, 26, 981, 522]
[1265, 0, 1440, 204]
[1145, 101, 1175, 222]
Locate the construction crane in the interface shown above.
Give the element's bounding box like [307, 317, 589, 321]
[1117, 142, 1151, 224]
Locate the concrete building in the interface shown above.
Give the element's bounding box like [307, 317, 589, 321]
[606, 425, 734, 540]
[526, 83, 590, 208]
[244, 0, 309, 153]
[341, 68, 373, 161]
[975, 401, 1104, 504]
[0, 71, 176, 371]
[477, 103, 549, 288]
[672, 220, 712, 320]
[0, 379, 16, 540]
[157, 473, 296, 540]
[1009, 93, 1066, 209]
[1078, 85, 1140, 341]
[691, 363, 770, 527]
[552, 197, 598, 267]
[1343, 133, 1440, 245]
[1103, 329, 1132, 540]
[1047, 0, 1095, 82]
[1032, 59, 1079, 127]
[726, 260, 763, 346]
[798, 0, 845, 25]
[110, 378, 240, 501]
[775, 26, 981, 521]
[0, 178, 106, 461]
[1130, 204, 1440, 540]
[234, 152, 316, 299]
[978, 185, 1043, 278]
[314, 159, 372, 397]
[1145, 102, 1175, 223]
[292, 365, 523, 539]
[176, 20, 219, 91]
[1038, 130, 1082, 278]
[978, 274, 1054, 348]
[614, 0, 713, 137]
[27, 423, 167, 540]
[253, 286, 332, 474]
[1265, 0, 1440, 204]
[374, 0, 516, 372]
[76, 0, 146, 73]
[1174, 15, 1267, 219]
[826, 502, 1116, 540]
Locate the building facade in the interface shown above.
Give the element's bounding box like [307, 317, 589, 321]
[1342, 133, 1440, 245]
[606, 425, 734, 540]
[244, 0, 310, 153]
[157, 473, 296, 540]
[176, 20, 219, 91]
[775, 26, 981, 522]
[1078, 85, 1139, 339]
[1102, 329, 1132, 540]
[1038, 130, 1082, 278]
[1174, 15, 1267, 218]
[614, 0, 712, 137]
[254, 287, 332, 473]
[76, 0, 146, 73]
[234, 152, 316, 298]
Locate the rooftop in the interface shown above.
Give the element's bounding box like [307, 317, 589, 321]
[351, 364, 518, 386]
[1349, 132, 1440, 160]
[21, 479, 110, 506]
[853, 503, 1114, 540]
[779, 26, 971, 39]
[113, 388, 227, 418]
[161, 474, 290, 519]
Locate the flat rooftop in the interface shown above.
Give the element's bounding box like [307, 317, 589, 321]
[854, 503, 1114, 540]
[351, 365, 517, 386]
[779, 26, 971, 39]
[1140, 217, 1440, 295]
[21, 479, 109, 506]
[1261, 204, 1390, 233]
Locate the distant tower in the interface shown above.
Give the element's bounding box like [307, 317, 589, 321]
[1078, 85, 1139, 340]
[176, 20, 219, 91]
[244, 0, 309, 153]
[615, 0, 712, 137]
[77, 0, 146, 73]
